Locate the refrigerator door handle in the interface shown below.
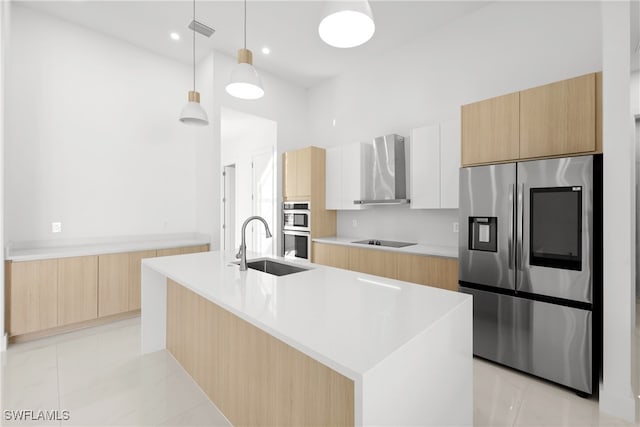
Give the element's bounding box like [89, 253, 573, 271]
[508, 183, 515, 269]
[517, 183, 524, 271]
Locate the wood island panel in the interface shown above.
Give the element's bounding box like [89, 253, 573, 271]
[166, 279, 355, 427]
[57, 256, 98, 326]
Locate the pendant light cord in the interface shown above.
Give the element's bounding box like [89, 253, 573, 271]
[192, 0, 196, 92]
[243, 0, 247, 50]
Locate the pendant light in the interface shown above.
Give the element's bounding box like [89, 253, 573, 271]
[179, 0, 209, 126]
[318, 0, 375, 48]
[225, 0, 264, 100]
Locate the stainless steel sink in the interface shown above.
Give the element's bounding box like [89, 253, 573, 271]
[232, 259, 310, 276]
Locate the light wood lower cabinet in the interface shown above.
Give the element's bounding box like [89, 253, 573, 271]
[128, 250, 157, 311]
[167, 279, 354, 426]
[98, 253, 130, 317]
[312, 242, 350, 269]
[348, 247, 398, 280]
[313, 242, 458, 291]
[396, 254, 458, 292]
[7, 259, 58, 336]
[58, 256, 98, 326]
[6, 244, 209, 339]
[156, 245, 209, 257]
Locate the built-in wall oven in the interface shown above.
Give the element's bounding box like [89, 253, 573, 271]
[282, 201, 311, 260]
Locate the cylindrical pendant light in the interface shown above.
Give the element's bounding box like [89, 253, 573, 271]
[318, 0, 375, 48]
[180, 0, 209, 126]
[226, 0, 264, 100]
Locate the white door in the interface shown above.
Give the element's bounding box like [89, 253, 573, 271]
[250, 150, 276, 255]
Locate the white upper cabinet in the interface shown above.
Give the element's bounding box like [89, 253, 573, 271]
[326, 142, 368, 210]
[410, 119, 461, 209]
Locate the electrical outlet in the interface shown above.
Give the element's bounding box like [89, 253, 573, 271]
[352, 219, 358, 228]
[453, 222, 459, 233]
[51, 222, 62, 233]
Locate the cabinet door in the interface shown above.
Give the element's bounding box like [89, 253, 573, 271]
[128, 250, 157, 311]
[312, 242, 349, 269]
[396, 254, 459, 292]
[58, 256, 98, 326]
[410, 125, 440, 209]
[440, 119, 461, 209]
[325, 147, 342, 210]
[461, 92, 519, 166]
[283, 150, 296, 200]
[156, 245, 209, 257]
[8, 259, 58, 335]
[348, 247, 397, 280]
[98, 253, 130, 317]
[296, 147, 312, 199]
[520, 73, 596, 159]
[341, 143, 366, 210]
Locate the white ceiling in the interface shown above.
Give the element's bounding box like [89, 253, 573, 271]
[18, 0, 490, 88]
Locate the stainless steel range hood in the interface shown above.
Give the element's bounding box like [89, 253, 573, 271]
[355, 134, 409, 205]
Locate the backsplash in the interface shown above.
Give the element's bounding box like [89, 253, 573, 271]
[336, 205, 459, 247]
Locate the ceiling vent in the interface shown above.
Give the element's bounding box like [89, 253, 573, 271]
[189, 20, 215, 38]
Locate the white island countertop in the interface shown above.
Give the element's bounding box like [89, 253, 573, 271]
[142, 250, 468, 379]
[141, 250, 472, 425]
[313, 236, 458, 258]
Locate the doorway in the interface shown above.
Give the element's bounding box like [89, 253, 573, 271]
[223, 164, 236, 251]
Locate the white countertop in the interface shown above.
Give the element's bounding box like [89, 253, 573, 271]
[143, 251, 470, 380]
[6, 233, 210, 261]
[313, 236, 458, 258]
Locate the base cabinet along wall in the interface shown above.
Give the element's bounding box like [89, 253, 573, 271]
[312, 242, 458, 292]
[58, 256, 98, 326]
[7, 259, 58, 336]
[5, 244, 208, 339]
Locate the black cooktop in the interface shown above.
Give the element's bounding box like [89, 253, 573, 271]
[352, 239, 416, 248]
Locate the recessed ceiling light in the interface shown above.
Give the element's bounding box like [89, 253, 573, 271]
[170, 32, 181, 41]
[261, 47, 271, 55]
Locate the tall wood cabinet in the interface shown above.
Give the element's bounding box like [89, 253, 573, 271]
[461, 72, 602, 166]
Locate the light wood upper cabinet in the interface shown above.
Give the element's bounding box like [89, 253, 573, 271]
[98, 253, 130, 317]
[312, 242, 349, 269]
[396, 254, 458, 292]
[519, 73, 596, 159]
[8, 259, 58, 336]
[348, 247, 398, 280]
[58, 256, 98, 326]
[461, 92, 520, 166]
[128, 250, 157, 311]
[283, 147, 313, 201]
[461, 73, 601, 166]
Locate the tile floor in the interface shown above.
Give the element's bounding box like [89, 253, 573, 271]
[0, 315, 638, 427]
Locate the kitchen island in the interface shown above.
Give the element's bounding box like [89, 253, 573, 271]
[141, 250, 472, 426]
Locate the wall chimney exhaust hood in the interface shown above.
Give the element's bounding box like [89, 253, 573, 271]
[354, 134, 409, 205]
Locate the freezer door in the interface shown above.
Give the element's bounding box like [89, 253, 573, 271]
[460, 286, 592, 394]
[459, 163, 516, 290]
[517, 156, 593, 303]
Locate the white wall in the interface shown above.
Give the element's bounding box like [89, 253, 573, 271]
[5, 5, 198, 244]
[308, 1, 602, 247]
[600, 1, 636, 422]
[0, 0, 12, 349]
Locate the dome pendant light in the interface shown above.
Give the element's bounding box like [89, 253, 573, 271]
[179, 0, 209, 126]
[318, 0, 375, 48]
[226, 0, 264, 100]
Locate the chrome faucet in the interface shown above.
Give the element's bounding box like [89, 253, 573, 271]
[236, 216, 273, 271]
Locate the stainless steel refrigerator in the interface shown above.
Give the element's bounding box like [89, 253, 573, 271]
[458, 155, 602, 395]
